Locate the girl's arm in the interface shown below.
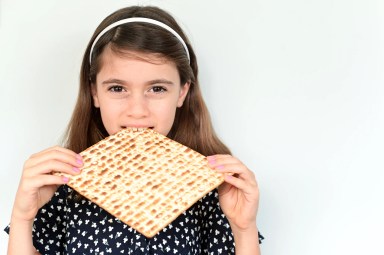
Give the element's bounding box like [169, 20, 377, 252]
[230, 224, 261, 255]
[7, 146, 82, 255]
[8, 216, 40, 255]
[208, 155, 261, 255]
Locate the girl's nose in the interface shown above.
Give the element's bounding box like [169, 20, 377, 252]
[125, 95, 149, 118]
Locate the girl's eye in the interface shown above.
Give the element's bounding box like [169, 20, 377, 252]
[150, 86, 167, 93]
[108, 85, 124, 93]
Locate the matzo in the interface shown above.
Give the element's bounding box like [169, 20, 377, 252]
[56, 128, 225, 238]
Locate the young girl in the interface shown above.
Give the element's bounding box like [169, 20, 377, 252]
[6, 6, 262, 254]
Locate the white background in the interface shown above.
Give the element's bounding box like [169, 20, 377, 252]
[1, 0, 383, 254]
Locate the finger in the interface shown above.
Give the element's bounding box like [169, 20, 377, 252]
[24, 174, 70, 189]
[213, 162, 247, 173]
[217, 166, 258, 189]
[208, 157, 253, 176]
[208, 154, 257, 174]
[30, 146, 79, 160]
[222, 174, 258, 195]
[208, 154, 232, 159]
[216, 163, 256, 179]
[35, 147, 82, 167]
[222, 174, 248, 191]
[26, 147, 83, 169]
[207, 154, 234, 162]
[24, 159, 82, 177]
[207, 154, 242, 167]
[207, 155, 258, 185]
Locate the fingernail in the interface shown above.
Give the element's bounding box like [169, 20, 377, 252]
[63, 176, 69, 183]
[73, 167, 80, 173]
[207, 156, 216, 164]
[76, 159, 83, 165]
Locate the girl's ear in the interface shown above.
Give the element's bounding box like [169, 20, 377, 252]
[91, 84, 100, 108]
[177, 82, 191, 107]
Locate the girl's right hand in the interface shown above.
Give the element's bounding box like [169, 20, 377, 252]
[11, 146, 83, 222]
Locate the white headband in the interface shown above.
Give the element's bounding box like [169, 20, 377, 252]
[89, 17, 190, 64]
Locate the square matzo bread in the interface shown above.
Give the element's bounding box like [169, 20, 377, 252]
[57, 128, 225, 238]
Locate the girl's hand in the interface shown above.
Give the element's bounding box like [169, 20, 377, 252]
[11, 146, 83, 222]
[207, 154, 259, 232]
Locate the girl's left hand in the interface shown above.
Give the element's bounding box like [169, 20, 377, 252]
[207, 154, 259, 231]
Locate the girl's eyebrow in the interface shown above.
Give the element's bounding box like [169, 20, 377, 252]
[101, 78, 127, 85]
[146, 79, 175, 86]
[101, 78, 175, 86]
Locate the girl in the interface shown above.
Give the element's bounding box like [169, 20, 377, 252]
[6, 6, 262, 254]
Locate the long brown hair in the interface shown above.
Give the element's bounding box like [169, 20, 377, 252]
[63, 6, 230, 156]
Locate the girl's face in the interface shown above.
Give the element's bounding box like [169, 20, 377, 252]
[92, 47, 190, 136]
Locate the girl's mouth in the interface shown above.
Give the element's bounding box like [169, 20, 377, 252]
[121, 126, 154, 129]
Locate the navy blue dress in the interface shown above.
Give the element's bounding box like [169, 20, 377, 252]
[5, 185, 262, 254]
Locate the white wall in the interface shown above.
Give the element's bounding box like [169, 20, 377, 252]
[1, 0, 383, 254]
